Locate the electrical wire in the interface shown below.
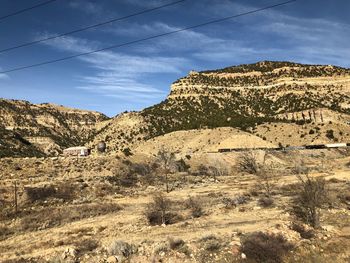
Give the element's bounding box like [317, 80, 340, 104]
[0, 0, 57, 22]
[0, 0, 297, 74]
[0, 0, 187, 53]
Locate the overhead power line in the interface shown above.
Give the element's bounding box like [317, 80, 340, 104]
[0, 0, 187, 54]
[0, 0, 297, 74]
[0, 0, 57, 22]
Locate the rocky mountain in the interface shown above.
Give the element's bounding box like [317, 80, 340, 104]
[0, 125, 45, 158]
[0, 99, 109, 156]
[89, 61, 350, 153]
[2, 61, 349, 157]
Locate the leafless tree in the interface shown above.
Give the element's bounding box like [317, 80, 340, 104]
[246, 153, 278, 204]
[145, 192, 173, 225]
[156, 147, 176, 193]
[207, 165, 228, 181]
[256, 170, 273, 197]
[293, 173, 329, 228]
[238, 151, 261, 174]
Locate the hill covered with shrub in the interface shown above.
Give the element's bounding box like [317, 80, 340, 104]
[90, 61, 350, 153]
[0, 99, 109, 156]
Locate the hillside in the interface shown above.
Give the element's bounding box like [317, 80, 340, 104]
[0, 125, 45, 158]
[133, 127, 276, 156]
[2, 61, 349, 157]
[89, 61, 350, 153]
[0, 99, 109, 156]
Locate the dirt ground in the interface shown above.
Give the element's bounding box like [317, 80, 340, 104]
[0, 149, 349, 262]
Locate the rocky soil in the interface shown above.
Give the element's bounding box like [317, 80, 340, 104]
[0, 149, 349, 262]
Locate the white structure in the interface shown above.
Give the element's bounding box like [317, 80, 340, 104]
[325, 143, 347, 148]
[63, 146, 90, 156]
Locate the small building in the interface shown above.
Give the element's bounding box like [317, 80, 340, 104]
[63, 146, 90, 157]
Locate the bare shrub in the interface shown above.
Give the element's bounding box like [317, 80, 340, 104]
[199, 234, 221, 251]
[256, 169, 278, 198]
[155, 148, 176, 193]
[207, 165, 227, 180]
[107, 169, 138, 188]
[327, 177, 342, 183]
[222, 195, 250, 208]
[24, 185, 57, 203]
[241, 232, 294, 263]
[290, 221, 315, 239]
[185, 196, 204, 218]
[122, 147, 133, 157]
[238, 151, 261, 174]
[23, 183, 75, 203]
[154, 242, 169, 254]
[145, 193, 180, 225]
[249, 187, 261, 197]
[278, 183, 300, 197]
[258, 197, 274, 207]
[196, 160, 228, 180]
[0, 225, 13, 239]
[168, 237, 185, 250]
[175, 158, 190, 172]
[76, 239, 99, 254]
[130, 163, 156, 186]
[197, 164, 209, 177]
[20, 203, 122, 231]
[292, 175, 329, 228]
[337, 191, 350, 205]
[168, 237, 191, 256]
[130, 163, 151, 177]
[107, 240, 136, 258]
[55, 183, 76, 201]
[292, 160, 309, 175]
[109, 162, 155, 187]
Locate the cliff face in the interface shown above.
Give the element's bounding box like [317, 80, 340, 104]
[167, 61, 350, 118]
[89, 61, 350, 153]
[0, 99, 109, 156]
[3, 61, 350, 157]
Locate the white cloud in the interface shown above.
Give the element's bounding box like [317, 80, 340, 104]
[77, 83, 165, 102]
[118, 7, 350, 68]
[39, 34, 188, 102]
[68, 0, 104, 15]
[37, 0, 350, 105]
[105, 21, 229, 55]
[0, 67, 9, 80]
[119, 0, 168, 8]
[62, 0, 350, 69]
[0, 74, 8, 79]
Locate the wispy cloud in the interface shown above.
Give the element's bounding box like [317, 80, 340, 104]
[0, 67, 9, 80]
[0, 74, 9, 80]
[36, 0, 350, 108]
[68, 0, 105, 15]
[119, 0, 168, 8]
[105, 21, 230, 56]
[40, 35, 188, 102]
[118, 10, 350, 67]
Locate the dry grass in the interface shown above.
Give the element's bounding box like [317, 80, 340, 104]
[184, 196, 204, 218]
[145, 193, 182, 225]
[241, 232, 294, 263]
[0, 149, 349, 262]
[20, 202, 122, 231]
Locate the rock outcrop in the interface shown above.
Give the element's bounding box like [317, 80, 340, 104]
[89, 61, 350, 153]
[0, 99, 109, 156]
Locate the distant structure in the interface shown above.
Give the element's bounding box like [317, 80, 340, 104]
[97, 141, 107, 153]
[63, 146, 90, 157]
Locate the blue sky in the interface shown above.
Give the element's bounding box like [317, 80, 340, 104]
[0, 0, 349, 117]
